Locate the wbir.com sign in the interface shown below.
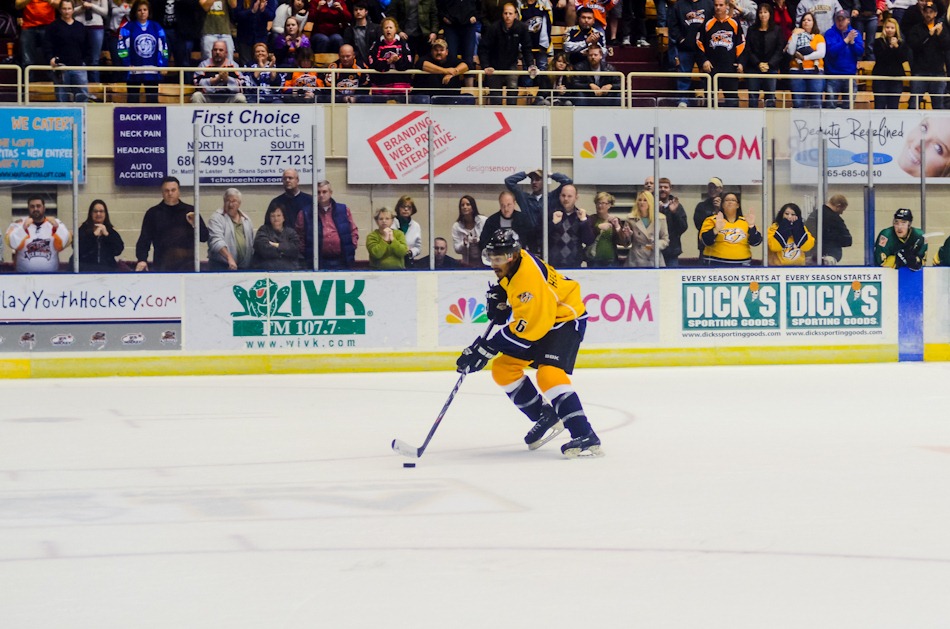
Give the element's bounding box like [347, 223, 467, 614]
[785, 280, 882, 329]
[682, 280, 781, 330]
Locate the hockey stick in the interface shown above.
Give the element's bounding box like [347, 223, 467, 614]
[392, 322, 495, 459]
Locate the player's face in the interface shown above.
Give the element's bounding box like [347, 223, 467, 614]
[894, 218, 911, 238]
[782, 207, 798, 222]
[161, 182, 180, 205]
[28, 199, 46, 221]
[489, 253, 514, 279]
[900, 117, 950, 177]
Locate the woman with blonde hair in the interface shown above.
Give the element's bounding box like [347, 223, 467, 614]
[872, 18, 908, 110]
[619, 190, 669, 268]
[587, 191, 625, 267]
[366, 207, 409, 269]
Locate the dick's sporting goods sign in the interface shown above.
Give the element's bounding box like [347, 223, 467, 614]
[785, 280, 882, 329]
[682, 277, 781, 330]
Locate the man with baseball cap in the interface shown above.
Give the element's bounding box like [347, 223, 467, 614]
[692, 176, 724, 259]
[874, 208, 927, 269]
[413, 38, 470, 101]
[824, 9, 864, 107]
[906, 0, 950, 109]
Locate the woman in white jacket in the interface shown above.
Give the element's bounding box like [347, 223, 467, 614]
[394, 194, 423, 265]
[450, 195, 486, 267]
[620, 190, 669, 268]
[208, 188, 255, 270]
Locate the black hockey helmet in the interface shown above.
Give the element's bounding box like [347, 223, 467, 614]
[894, 208, 913, 223]
[482, 229, 522, 266]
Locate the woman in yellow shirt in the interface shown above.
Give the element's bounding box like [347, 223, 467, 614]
[767, 202, 815, 266]
[699, 192, 763, 266]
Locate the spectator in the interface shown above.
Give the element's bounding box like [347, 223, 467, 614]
[504, 168, 572, 251]
[366, 207, 409, 270]
[767, 203, 815, 266]
[693, 176, 723, 257]
[479, 3, 535, 105]
[253, 203, 302, 270]
[272, 0, 309, 36]
[891, 0, 918, 27]
[518, 0, 553, 86]
[804, 193, 853, 264]
[268, 170, 310, 232]
[413, 38, 469, 100]
[899, 116, 950, 177]
[570, 43, 620, 106]
[564, 6, 606, 66]
[208, 188, 255, 271]
[874, 208, 927, 269]
[106, 0, 132, 84]
[872, 17, 909, 109]
[368, 17, 413, 97]
[729, 0, 757, 36]
[389, 0, 439, 58]
[326, 43, 369, 102]
[157, 0, 201, 82]
[796, 0, 844, 34]
[199, 0, 237, 61]
[642, 176, 654, 193]
[135, 176, 209, 272]
[480, 190, 535, 253]
[192, 39, 247, 102]
[668, 0, 713, 107]
[772, 0, 795, 42]
[233, 0, 276, 65]
[548, 184, 594, 268]
[117, 0, 169, 104]
[823, 9, 864, 107]
[906, 1, 949, 109]
[786, 12, 826, 109]
[899, 0, 940, 36]
[281, 46, 325, 102]
[74, 199, 124, 273]
[746, 2, 783, 108]
[852, 0, 880, 60]
[451, 194, 486, 266]
[394, 194, 423, 265]
[586, 191, 625, 267]
[5, 195, 71, 273]
[416, 236, 462, 268]
[698, 192, 762, 267]
[619, 190, 669, 267]
[342, 1, 381, 67]
[932, 233, 950, 265]
[536, 50, 573, 105]
[295, 179, 359, 269]
[74, 0, 108, 82]
[436, 0, 477, 73]
[44, 0, 93, 102]
[310, 0, 350, 53]
[697, 0, 745, 108]
[243, 42, 284, 103]
[620, 0, 648, 47]
[17, 0, 57, 71]
[274, 16, 311, 66]
[657, 177, 688, 266]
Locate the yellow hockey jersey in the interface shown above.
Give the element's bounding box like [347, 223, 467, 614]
[699, 214, 761, 265]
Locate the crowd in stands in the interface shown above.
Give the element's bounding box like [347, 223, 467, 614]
[12, 0, 950, 106]
[5, 168, 948, 272]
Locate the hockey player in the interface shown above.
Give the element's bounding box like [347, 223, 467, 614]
[874, 208, 927, 270]
[455, 229, 602, 458]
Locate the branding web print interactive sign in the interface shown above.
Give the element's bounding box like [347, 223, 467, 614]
[788, 110, 950, 184]
[573, 109, 765, 185]
[348, 106, 546, 184]
[0, 107, 85, 183]
[113, 106, 325, 186]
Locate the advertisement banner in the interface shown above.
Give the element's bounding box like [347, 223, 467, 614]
[788, 110, 944, 184]
[436, 270, 659, 348]
[572, 109, 765, 185]
[114, 106, 325, 186]
[184, 273, 417, 351]
[0, 106, 84, 183]
[347, 106, 546, 184]
[0, 275, 181, 352]
[676, 268, 892, 345]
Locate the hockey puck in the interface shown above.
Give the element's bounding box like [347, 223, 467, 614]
[403, 462, 416, 468]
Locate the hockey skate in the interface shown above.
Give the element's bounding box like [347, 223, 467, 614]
[524, 404, 563, 450]
[561, 430, 604, 458]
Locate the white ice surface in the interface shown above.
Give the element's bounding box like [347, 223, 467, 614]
[2, 363, 950, 629]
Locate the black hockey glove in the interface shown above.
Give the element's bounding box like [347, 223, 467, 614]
[456, 337, 497, 374]
[777, 218, 793, 239]
[485, 284, 511, 325]
[896, 241, 923, 271]
[790, 219, 806, 242]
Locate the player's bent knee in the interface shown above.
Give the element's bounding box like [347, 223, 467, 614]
[492, 354, 531, 386]
[536, 364, 571, 393]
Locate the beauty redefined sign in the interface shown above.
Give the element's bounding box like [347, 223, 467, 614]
[113, 106, 325, 186]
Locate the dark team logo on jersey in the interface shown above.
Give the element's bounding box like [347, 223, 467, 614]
[516, 291, 534, 303]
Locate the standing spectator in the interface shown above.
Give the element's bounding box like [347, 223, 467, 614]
[342, 1, 381, 67]
[804, 193, 853, 264]
[157, 0, 201, 83]
[368, 17, 413, 97]
[389, 0, 438, 58]
[668, 0, 714, 107]
[642, 176, 654, 193]
[576, 0, 617, 34]
[436, 0, 477, 73]
[906, 1, 949, 109]
[192, 39, 247, 102]
[548, 184, 595, 268]
[563, 6, 606, 66]
[416, 236, 462, 268]
[899, 0, 938, 36]
[413, 38, 468, 100]
[17, 0, 57, 72]
[746, 3, 784, 108]
[243, 42, 284, 103]
[852, 0, 880, 60]
[74, 199, 124, 273]
[267, 169, 311, 231]
[200, 0, 237, 61]
[767, 203, 815, 266]
[697, 0, 745, 108]
[786, 12, 826, 108]
[310, 0, 350, 53]
[274, 16, 311, 65]
[451, 194, 487, 266]
[366, 207, 408, 270]
[295, 179, 359, 269]
[657, 177, 688, 266]
[874, 208, 927, 269]
[135, 176, 209, 272]
[823, 9, 863, 107]
[105, 0, 132, 83]
[699, 192, 762, 267]
[872, 17, 909, 109]
[693, 176, 723, 256]
[5, 195, 71, 273]
[772, 0, 795, 42]
[570, 42, 620, 105]
[620, 0, 649, 47]
[44, 0, 93, 102]
[326, 43, 369, 102]
[797, 0, 844, 34]
[233, 0, 276, 65]
[117, 0, 169, 104]
[208, 188, 255, 271]
[253, 203, 302, 270]
[480, 190, 535, 253]
[74, 0, 108, 82]
[479, 3, 535, 105]
[394, 194, 423, 264]
[272, 0, 309, 35]
[619, 190, 669, 267]
[518, 0, 553, 85]
[587, 192, 625, 267]
[504, 168, 572, 251]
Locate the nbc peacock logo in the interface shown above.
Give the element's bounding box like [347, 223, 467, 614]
[445, 297, 489, 324]
[580, 135, 618, 159]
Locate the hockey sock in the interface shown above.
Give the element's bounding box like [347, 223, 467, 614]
[545, 384, 592, 438]
[500, 376, 545, 422]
